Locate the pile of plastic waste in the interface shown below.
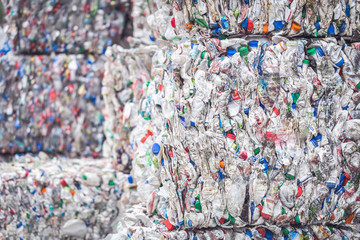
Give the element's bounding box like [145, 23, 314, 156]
[0, 153, 138, 239]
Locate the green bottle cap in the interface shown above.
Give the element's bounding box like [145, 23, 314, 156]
[234, 9, 240, 19]
[293, 92, 300, 104]
[238, 46, 249, 56]
[195, 200, 202, 211]
[295, 214, 300, 224]
[282, 228, 289, 236]
[200, 51, 206, 59]
[303, 59, 310, 65]
[307, 48, 316, 56]
[286, 174, 295, 180]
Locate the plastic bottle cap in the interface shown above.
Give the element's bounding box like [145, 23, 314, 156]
[263, 24, 269, 33]
[241, 18, 248, 30]
[282, 228, 290, 236]
[340, 22, 346, 33]
[195, 200, 202, 211]
[336, 58, 344, 67]
[316, 47, 325, 57]
[291, 22, 301, 32]
[152, 143, 160, 156]
[170, 17, 176, 28]
[249, 40, 259, 48]
[274, 21, 284, 31]
[238, 46, 249, 56]
[128, 175, 133, 184]
[307, 48, 316, 56]
[200, 51, 206, 59]
[219, 160, 225, 168]
[227, 48, 236, 57]
[209, 24, 220, 29]
[328, 24, 335, 35]
[346, 5, 350, 17]
[302, 59, 310, 65]
[315, 22, 321, 30]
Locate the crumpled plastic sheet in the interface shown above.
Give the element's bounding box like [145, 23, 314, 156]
[139, 0, 360, 41]
[3, 0, 131, 54]
[0, 53, 105, 157]
[103, 35, 360, 239]
[0, 153, 138, 239]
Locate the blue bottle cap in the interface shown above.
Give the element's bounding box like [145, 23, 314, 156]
[328, 24, 335, 35]
[244, 108, 249, 114]
[209, 23, 220, 29]
[221, 16, 229, 29]
[274, 21, 284, 31]
[128, 175, 133, 184]
[241, 18, 248, 29]
[340, 22, 346, 33]
[149, 35, 155, 42]
[249, 40, 259, 48]
[227, 48, 237, 57]
[265, 230, 273, 240]
[346, 5, 350, 17]
[292, 103, 296, 109]
[315, 22, 321, 30]
[316, 47, 325, 57]
[152, 143, 160, 156]
[336, 58, 344, 67]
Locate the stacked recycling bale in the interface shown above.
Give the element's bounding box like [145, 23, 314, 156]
[102, 0, 360, 239]
[143, 0, 360, 40]
[15, 0, 132, 54]
[105, 36, 360, 239]
[0, 0, 133, 156]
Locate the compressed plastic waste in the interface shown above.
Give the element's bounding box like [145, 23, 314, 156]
[103, 35, 360, 238]
[138, 0, 360, 41]
[0, 153, 138, 239]
[8, 0, 131, 54]
[0, 53, 105, 157]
